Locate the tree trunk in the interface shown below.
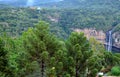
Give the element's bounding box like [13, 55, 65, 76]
[41, 59, 45, 77]
[76, 66, 78, 77]
[76, 59, 79, 77]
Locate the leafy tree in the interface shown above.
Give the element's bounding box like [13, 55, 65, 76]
[111, 66, 120, 76]
[104, 52, 120, 67]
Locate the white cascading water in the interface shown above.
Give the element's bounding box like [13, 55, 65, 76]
[107, 30, 112, 51]
[26, 0, 34, 6]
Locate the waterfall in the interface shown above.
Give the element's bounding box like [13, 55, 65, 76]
[107, 30, 112, 51]
[26, 0, 34, 6]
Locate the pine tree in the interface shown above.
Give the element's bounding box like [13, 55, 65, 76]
[66, 32, 93, 77]
[0, 37, 14, 77]
[22, 21, 66, 77]
[0, 37, 8, 77]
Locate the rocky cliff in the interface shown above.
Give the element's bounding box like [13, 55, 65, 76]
[74, 28, 120, 49]
[113, 32, 120, 48]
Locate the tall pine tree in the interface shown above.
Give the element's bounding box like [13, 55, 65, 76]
[22, 21, 67, 77]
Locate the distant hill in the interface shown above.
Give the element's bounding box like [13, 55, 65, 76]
[53, 0, 120, 8]
[0, 0, 63, 7]
[0, 0, 120, 8]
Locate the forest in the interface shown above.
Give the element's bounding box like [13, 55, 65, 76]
[0, 0, 120, 76]
[0, 21, 120, 77]
[0, 6, 120, 38]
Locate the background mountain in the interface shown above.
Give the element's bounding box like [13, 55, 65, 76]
[0, 0, 120, 8]
[0, 0, 63, 6]
[0, 0, 120, 49]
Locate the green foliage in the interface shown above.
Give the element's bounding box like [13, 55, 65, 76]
[104, 52, 119, 66]
[0, 4, 120, 38]
[0, 34, 33, 77]
[0, 1, 120, 76]
[111, 66, 120, 76]
[0, 21, 119, 77]
[22, 21, 68, 77]
[0, 37, 8, 77]
[65, 32, 95, 76]
[114, 23, 120, 32]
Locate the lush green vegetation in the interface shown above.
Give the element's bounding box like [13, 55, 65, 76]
[114, 23, 120, 32]
[0, 0, 120, 9]
[0, 6, 120, 38]
[0, 21, 120, 77]
[0, 0, 120, 76]
[111, 66, 120, 76]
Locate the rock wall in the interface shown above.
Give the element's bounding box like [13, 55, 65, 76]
[113, 32, 120, 48]
[74, 28, 106, 43]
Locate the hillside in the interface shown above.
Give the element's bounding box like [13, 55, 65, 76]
[0, 0, 63, 7]
[0, 0, 120, 8]
[0, 4, 120, 38]
[0, 0, 120, 48]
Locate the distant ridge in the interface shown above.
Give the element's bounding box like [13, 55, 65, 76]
[0, 0, 63, 7]
[0, 0, 120, 8]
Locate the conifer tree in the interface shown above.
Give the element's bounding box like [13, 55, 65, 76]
[22, 21, 67, 77]
[66, 32, 92, 77]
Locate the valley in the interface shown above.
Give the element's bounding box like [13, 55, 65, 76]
[0, 0, 120, 77]
[0, 6, 119, 51]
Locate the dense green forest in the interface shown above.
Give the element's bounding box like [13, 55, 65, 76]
[0, 21, 120, 77]
[0, 0, 120, 76]
[0, 0, 120, 8]
[0, 5, 120, 38]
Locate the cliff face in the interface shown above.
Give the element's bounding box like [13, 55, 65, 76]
[113, 32, 120, 48]
[74, 28, 120, 49]
[74, 28, 106, 43]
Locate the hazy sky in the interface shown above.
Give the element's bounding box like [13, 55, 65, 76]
[26, 0, 64, 6]
[0, 0, 64, 1]
[0, 0, 64, 6]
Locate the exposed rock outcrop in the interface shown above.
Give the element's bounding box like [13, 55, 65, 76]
[74, 28, 106, 43]
[113, 32, 120, 48]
